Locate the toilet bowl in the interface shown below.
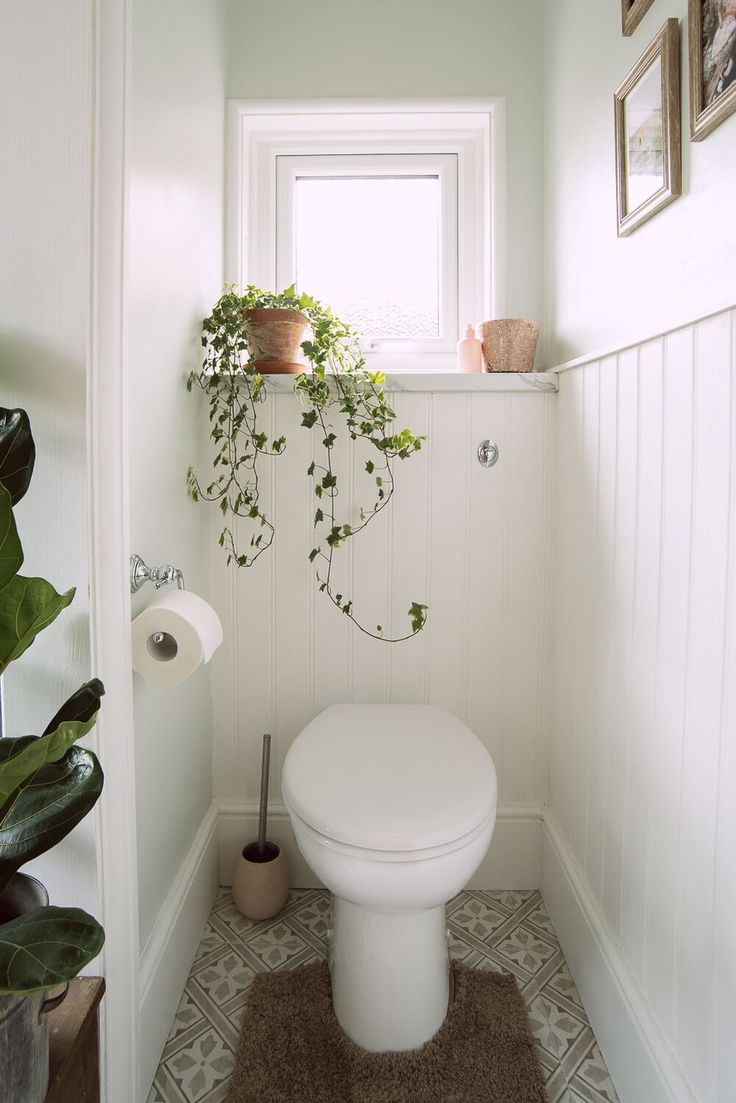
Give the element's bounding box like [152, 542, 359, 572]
[281, 704, 497, 1052]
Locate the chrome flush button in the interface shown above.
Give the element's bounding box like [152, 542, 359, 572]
[477, 439, 499, 468]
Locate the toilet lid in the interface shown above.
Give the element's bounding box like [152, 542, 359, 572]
[281, 704, 497, 852]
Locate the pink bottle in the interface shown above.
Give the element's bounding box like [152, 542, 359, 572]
[457, 323, 483, 373]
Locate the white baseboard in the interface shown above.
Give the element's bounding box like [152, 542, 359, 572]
[139, 802, 219, 1101]
[541, 813, 696, 1103]
[217, 799, 542, 890]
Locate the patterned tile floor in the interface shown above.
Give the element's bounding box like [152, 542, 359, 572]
[147, 888, 619, 1103]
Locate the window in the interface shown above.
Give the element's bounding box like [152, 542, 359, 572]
[229, 102, 503, 371]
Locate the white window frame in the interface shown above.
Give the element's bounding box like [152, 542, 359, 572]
[277, 152, 458, 357]
[227, 99, 506, 372]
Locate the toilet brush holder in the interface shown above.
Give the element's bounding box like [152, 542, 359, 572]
[232, 733, 289, 921]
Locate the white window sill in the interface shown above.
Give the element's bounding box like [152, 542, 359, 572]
[263, 371, 558, 394]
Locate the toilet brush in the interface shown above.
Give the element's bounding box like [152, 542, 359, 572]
[232, 732, 289, 920]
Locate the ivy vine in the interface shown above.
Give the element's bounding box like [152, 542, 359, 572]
[187, 285, 428, 641]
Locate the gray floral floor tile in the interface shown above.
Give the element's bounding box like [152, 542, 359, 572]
[147, 887, 620, 1103]
[527, 991, 587, 1059]
[166, 1026, 233, 1101]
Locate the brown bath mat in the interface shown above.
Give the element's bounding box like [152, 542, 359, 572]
[228, 961, 547, 1102]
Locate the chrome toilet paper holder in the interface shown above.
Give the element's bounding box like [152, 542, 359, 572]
[130, 554, 186, 594]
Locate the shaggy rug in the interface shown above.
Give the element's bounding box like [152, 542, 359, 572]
[228, 961, 547, 1102]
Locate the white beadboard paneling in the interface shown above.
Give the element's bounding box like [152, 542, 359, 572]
[545, 305, 736, 1103]
[312, 414, 353, 713]
[714, 312, 736, 1103]
[387, 393, 431, 703]
[232, 402, 276, 803]
[465, 395, 508, 774]
[426, 394, 473, 719]
[620, 338, 663, 984]
[588, 355, 618, 904]
[647, 324, 694, 1041]
[675, 313, 731, 1100]
[213, 391, 552, 873]
[500, 396, 549, 803]
[271, 396, 318, 792]
[218, 799, 543, 891]
[349, 427, 392, 701]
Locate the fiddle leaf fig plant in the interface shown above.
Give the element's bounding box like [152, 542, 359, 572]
[187, 285, 429, 641]
[0, 407, 105, 995]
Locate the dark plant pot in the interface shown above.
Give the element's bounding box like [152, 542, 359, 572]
[0, 874, 67, 1103]
[232, 841, 289, 920]
[244, 308, 309, 374]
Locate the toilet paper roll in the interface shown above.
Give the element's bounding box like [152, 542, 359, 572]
[131, 589, 223, 688]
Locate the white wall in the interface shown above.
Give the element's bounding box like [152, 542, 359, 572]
[0, 1, 97, 920]
[212, 388, 553, 886]
[226, 0, 545, 338]
[545, 309, 736, 1103]
[127, 0, 226, 949]
[544, 0, 736, 364]
[542, 5, 736, 1100]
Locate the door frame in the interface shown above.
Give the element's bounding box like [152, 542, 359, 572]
[89, 1, 140, 1099]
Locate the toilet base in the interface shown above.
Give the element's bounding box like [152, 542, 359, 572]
[329, 896, 450, 1052]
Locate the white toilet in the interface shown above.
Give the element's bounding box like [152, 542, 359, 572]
[281, 703, 497, 1052]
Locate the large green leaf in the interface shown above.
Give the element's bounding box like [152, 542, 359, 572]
[0, 707, 101, 805]
[0, 905, 104, 995]
[0, 486, 23, 591]
[0, 573, 75, 675]
[0, 744, 104, 894]
[42, 678, 105, 735]
[0, 408, 35, 506]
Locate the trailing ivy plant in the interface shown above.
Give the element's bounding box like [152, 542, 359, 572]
[187, 285, 428, 641]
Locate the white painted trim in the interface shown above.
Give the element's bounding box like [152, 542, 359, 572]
[88, 2, 139, 1102]
[541, 812, 697, 1103]
[259, 371, 558, 394]
[550, 300, 736, 375]
[217, 799, 543, 891]
[139, 803, 219, 1101]
[273, 151, 461, 359]
[228, 97, 508, 116]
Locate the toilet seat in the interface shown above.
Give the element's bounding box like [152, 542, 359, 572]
[282, 703, 497, 853]
[286, 803, 496, 863]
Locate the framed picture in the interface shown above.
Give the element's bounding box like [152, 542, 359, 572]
[622, 0, 657, 36]
[689, 0, 736, 139]
[614, 19, 681, 236]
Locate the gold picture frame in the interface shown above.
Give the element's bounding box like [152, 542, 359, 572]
[689, 0, 736, 140]
[614, 19, 681, 236]
[622, 0, 657, 36]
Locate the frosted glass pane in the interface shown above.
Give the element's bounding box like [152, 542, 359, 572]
[294, 176, 440, 339]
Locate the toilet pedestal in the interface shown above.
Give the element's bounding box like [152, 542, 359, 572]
[330, 896, 449, 1052]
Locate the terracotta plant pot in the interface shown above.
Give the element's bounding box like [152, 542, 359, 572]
[480, 318, 540, 373]
[232, 841, 289, 921]
[245, 308, 309, 375]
